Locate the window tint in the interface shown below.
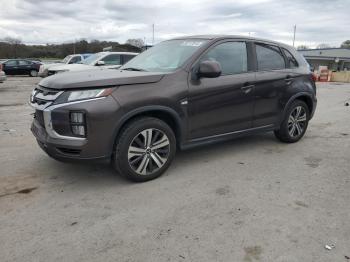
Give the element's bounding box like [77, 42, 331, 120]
[123, 55, 135, 64]
[200, 42, 248, 75]
[18, 60, 31, 66]
[283, 48, 298, 68]
[102, 54, 121, 65]
[5, 60, 17, 66]
[70, 56, 81, 64]
[256, 44, 285, 70]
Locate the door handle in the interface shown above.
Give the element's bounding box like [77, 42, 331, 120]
[241, 84, 254, 94]
[285, 76, 294, 85]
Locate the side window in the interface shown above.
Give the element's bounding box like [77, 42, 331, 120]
[283, 48, 298, 68]
[18, 60, 31, 65]
[5, 60, 18, 66]
[256, 43, 285, 70]
[200, 42, 248, 75]
[122, 55, 135, 64]
[102, 54, 121, 65]
[69, 56, 81, 64]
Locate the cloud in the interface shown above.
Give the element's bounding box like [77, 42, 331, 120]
[0, 0, 349, 47]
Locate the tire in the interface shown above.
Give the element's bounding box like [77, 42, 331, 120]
[274, 100, 310, 143]
[29, 70, 38, 77]
[113, 117, 176, 182]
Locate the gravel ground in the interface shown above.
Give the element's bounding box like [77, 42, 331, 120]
[0, 76, 349, 262]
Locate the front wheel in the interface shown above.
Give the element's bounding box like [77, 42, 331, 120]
[274, 100, 310, 143]
[113, 117, 176, 182]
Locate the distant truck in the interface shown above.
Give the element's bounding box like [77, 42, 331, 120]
[46, 52, 138, 76]
[39, 54, 92, 77]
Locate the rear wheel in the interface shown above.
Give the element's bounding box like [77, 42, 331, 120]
[113, 117, 176, 182]
[29, 70, 38, 77]
[274, 100, 310, 143]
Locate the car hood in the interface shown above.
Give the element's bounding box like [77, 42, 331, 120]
[39, 69, 166, 90]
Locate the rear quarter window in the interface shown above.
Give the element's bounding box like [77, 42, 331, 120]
[256, 43, 286, 71]
[282, 48, 299, 68]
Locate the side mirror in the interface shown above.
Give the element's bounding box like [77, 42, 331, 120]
[198, 60, 221, 78]
[96, 60, 105, 66]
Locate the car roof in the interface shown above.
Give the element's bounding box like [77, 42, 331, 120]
[98, 52, 139, 55]
[171, 35, 293, 49]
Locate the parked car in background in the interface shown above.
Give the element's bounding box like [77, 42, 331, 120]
[0, 70, 6, 83]
[38, 54, 92, 77]
[0, 59, 42, 77]
[30, 35, 317, 182]
[46, 52, 138, 76]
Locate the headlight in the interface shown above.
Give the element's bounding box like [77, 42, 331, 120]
[54, 88, 114, 104]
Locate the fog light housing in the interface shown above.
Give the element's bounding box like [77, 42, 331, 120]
[70, 112, 86, 137]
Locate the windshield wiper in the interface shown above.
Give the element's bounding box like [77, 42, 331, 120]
[122, 67, 147, 72]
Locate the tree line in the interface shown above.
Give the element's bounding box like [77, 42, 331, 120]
[0, 38, 144, 59]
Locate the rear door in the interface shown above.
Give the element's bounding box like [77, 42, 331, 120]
[18, 60, 32, 75]
[187, 41, 256, 139]
[253, 43, 289, 127]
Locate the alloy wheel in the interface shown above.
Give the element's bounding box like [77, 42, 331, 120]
[288, 106, 307, 138]
[127, 128, 170, 175]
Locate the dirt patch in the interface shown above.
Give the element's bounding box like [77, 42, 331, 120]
[295, 200, 309, 208]
[0, 187, 38, 198]
[244, 246, 262, 262]
[304, 157, 322, 168]
[216, 186, 230, 196]
[0, 175, 39, 198]
[0, 103, 25, 107]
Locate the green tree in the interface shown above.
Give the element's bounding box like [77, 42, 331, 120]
[341, 40, 350, 48]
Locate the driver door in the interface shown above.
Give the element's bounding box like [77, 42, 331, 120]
[187, 41, 255, 139]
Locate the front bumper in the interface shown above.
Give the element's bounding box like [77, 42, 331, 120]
[30, 95, 121, 161]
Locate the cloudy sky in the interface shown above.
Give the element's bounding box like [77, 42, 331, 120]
[0, 0, 349, 47]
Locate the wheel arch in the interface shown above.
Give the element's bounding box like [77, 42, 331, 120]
[110, 106, 184, 154]
[281, 93, 314, 121]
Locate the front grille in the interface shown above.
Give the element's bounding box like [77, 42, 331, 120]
[34, 110, 45, 127]
[30, 86, 63, 110]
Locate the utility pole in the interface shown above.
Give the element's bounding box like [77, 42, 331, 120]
[152, 24, 155, 45]
[292, 25, 296, 47]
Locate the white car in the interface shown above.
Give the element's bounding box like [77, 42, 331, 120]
[0, 70, 6, 83]
[38, 54, 92, 77]
[47, 52, 138, 76]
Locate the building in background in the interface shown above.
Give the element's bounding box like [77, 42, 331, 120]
[298, 48, 350, 71]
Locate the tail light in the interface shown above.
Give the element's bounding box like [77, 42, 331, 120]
[0, 63, 3, 71]
[311, 73, 317, 82]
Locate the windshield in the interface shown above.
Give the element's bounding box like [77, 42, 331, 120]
[79, 53, 104, 65]
[120, 39, 208, 72]
[62, 55, 72, 63]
